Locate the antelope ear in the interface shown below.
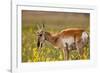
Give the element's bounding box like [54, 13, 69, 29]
[36, 24, 41, 30]
[36, 31, 40, 36]
[42, 23, 45, 28]
[42, 23, 46, 31]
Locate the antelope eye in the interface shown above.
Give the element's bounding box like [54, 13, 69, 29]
[39, 34, 42, 36]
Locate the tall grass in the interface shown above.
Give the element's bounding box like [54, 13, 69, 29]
[22, 10, 90, 62]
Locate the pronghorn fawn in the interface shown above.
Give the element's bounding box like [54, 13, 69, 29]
[37, 24, 89, 60]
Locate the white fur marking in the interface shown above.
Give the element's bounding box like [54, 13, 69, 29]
[62, 37, 74, 48]
[81, 32, 88, 42]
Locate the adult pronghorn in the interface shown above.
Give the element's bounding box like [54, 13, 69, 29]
[37, 24, 89, 60]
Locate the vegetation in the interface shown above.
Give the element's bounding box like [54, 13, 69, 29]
[22, 10, 90, 62]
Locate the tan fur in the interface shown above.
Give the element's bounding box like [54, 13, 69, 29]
[37, 28, 88, 60]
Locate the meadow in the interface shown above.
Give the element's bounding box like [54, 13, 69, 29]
[22, 10, 90, 62]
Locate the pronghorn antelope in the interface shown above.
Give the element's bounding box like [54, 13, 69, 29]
[37, 24, 89, 60]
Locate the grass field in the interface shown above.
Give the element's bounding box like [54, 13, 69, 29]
[22, 10, 90, 62]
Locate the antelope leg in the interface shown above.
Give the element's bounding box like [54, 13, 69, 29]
[63, 48, 69, 60]
[63, 43, 69, 60]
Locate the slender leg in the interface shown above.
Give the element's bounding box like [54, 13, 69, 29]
[63, 48, 66, 60]
[63, 43, 69, 60]
[77, 41, 84, 56]
[38, 43, 43, 61]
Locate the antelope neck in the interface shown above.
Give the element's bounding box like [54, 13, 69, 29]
[45, 31, 57, 45]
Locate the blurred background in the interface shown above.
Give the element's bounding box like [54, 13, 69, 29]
[22, 10, 90, 62]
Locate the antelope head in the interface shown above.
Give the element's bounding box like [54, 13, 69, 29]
[37, 24, 46, 50]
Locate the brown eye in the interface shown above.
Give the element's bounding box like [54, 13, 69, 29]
[40, 34, 42, 36]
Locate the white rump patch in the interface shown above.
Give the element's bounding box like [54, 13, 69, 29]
[62, 37, 74, 48]
[81, 32, 88, 42]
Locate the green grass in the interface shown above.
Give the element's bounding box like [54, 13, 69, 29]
[22, 10, 90, 62]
